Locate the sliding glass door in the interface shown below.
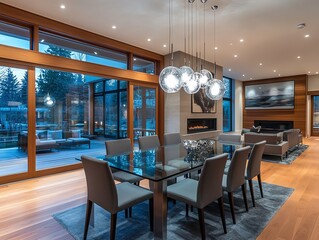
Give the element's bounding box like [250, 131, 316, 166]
[312, 96, 319, 136]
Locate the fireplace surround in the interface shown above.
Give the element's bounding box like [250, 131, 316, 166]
[187, 118, 217, 134]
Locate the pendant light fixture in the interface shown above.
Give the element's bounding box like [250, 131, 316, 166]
[205, 5, 225, 100]
[159, 0, 183, 93]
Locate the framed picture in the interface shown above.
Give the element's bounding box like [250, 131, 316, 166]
[245, 80, 295, 109]
[191, 88, 216, 113]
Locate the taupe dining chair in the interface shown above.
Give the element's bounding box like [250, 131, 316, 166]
[105, 138, 143, 185]
[167, 153, 229, 239]
[138, 135, 160, 150]
[222, 146, 251, 224]
[81, 156, 153, 240]
[163, 132, 181, 146]
[245, 140, 266, 207]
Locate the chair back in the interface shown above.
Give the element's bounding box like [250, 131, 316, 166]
[105, 138, 132, 155]
[164, 133, 181, 146]
[197, 153, 228, 208]
[138, 135, 160, 150]
[246, 140, 266, 179]
[226, 146, 251, 192]
[81, 155, 118, 212]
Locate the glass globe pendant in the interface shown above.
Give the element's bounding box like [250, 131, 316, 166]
[199, 69, 213, 88]
[180, 66, 194, 85]
[183, 72, 202, 94]
[205, 78, 225, 100]
[159, 66, 183, 93]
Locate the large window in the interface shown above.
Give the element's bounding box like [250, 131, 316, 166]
[133, 56, 155, 74]
[35, 68, 91, 170]
[39, 31, 128, 69]
[134, 86, 156, 141]
[93, 79, 128, 138]
[223, 77, 233, 132]
[0, 20, 30, 49]
[0, 66, 28, 176]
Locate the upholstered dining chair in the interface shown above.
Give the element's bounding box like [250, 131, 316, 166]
[167, 153, 229, 239]
[245, 140, 266, 207]
[105, 138, 143, 185]
[163, 132, 182, 146]
[138, 135, 160, 150]
[222, 146, 251, 224]
[81, 156, 153, 240]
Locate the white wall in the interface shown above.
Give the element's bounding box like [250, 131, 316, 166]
[234, 80, 243, 133]
[307, 74, 319, 137]
[308, 75, 319, 91]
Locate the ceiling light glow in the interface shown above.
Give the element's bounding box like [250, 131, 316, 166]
[304, 34, 310, 38]
[147, 38, 151, 42]
[259, 63, 263, 66]
[240, 39, 244, 42]
[234, 54, 238, 58]
[112, 26, 116, 29]
[214, 46, 218, 50]
[297, 56, 301, 59]
[60, 4, 65, 9]
[163, 44, 167, 48]
[273, 70, 277, 73]
[228, 68, 231, 71]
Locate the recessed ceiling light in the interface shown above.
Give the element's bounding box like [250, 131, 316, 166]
[230, 43, 233, 46]
[228, 68, 231, 71]
[297, 56, 301, 59]
[273, 70, 277, 73]
[112, 25, 116, 29]
[214, 46, 218, 50]
[60, 4, 65, 9]
[259, 63, 263, 66]
[308, 71, 311, 74]
[242, 74, 245, 77]
[163, 44, 167, 48]
[250, 78, 253, 80]
[40, 39, 45, 43]
[147, 38, 151, 42]
[94, 51, 98, 55]
[240, 39, 244, 42]
[234, 54, 238, 58]
[304, 34, 310, 38]
[316, 72, 319, 74]
[278, 74, 281, 76]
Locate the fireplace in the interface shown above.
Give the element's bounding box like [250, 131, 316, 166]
[187, 118, 217, 134]
[254, 120, 293, 133]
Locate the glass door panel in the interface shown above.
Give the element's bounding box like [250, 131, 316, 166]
[0, 66, 28, 176]
[133, 86, 156, 144]
[94, 96, 104, 135]
[312, 96, 319, 136]
[105, 93, 118, 138]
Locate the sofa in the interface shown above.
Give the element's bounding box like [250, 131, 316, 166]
[18, 129, 90, 152]
[243, 132, 289, 159]
[282, 129, 302, 151]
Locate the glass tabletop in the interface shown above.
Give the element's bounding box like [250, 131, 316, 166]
[93, 140, 243, 182]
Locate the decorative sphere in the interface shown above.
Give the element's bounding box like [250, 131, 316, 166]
[183, 72, 202, 94]
[205, 78, 225, 100]
[180, 66, 194, 85]
[199, 69, 213, 88]
[159, 66, 183, 93]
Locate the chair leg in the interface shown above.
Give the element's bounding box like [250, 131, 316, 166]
[185, 204, 189, 217]
[241, 184, 249, 212]
[110, 213, 117, 240]
[257, 174, 264, 198]
[198, 208, 206, 240]
[248, 179, 256, 207]
[149, 199, 153, 232]
[218, 197, 227, 234]
[228, 192, 236, 224]
[129, 207, 132, 218]
[83, 200, 92, 240]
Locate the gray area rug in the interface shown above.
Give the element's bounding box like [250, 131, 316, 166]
[262, 144, 308, 165]
[53, 182, 293, 240]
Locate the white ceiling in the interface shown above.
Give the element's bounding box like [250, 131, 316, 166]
[1, 0, 319, 80]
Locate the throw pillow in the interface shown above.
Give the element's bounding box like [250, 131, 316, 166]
[71, 130, 81, 138]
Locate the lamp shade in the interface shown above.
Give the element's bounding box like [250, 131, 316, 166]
[183, 72, 202, 94]
[159, 66, 183, 93]
[199, 69, 213, 88]
[205, 78, 225, 100]
[180, 66, 194, 85]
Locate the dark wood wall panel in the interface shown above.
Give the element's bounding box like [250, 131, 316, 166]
[243, 75, 307, 136]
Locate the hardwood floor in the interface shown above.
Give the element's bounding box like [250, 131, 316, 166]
[0, 137, 318, 239]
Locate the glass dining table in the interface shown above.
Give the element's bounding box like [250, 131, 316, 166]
[93, 140, 242, 239]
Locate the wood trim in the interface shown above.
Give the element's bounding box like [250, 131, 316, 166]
[0, 3, 163, 61]
[27, 68, 36, 174]
[307, 91, 319, 96]
[0, 45, 159, 84]
[31, 25, 39, 51]
[127, 83, 134, 142]
[242, 75, 307, 136]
